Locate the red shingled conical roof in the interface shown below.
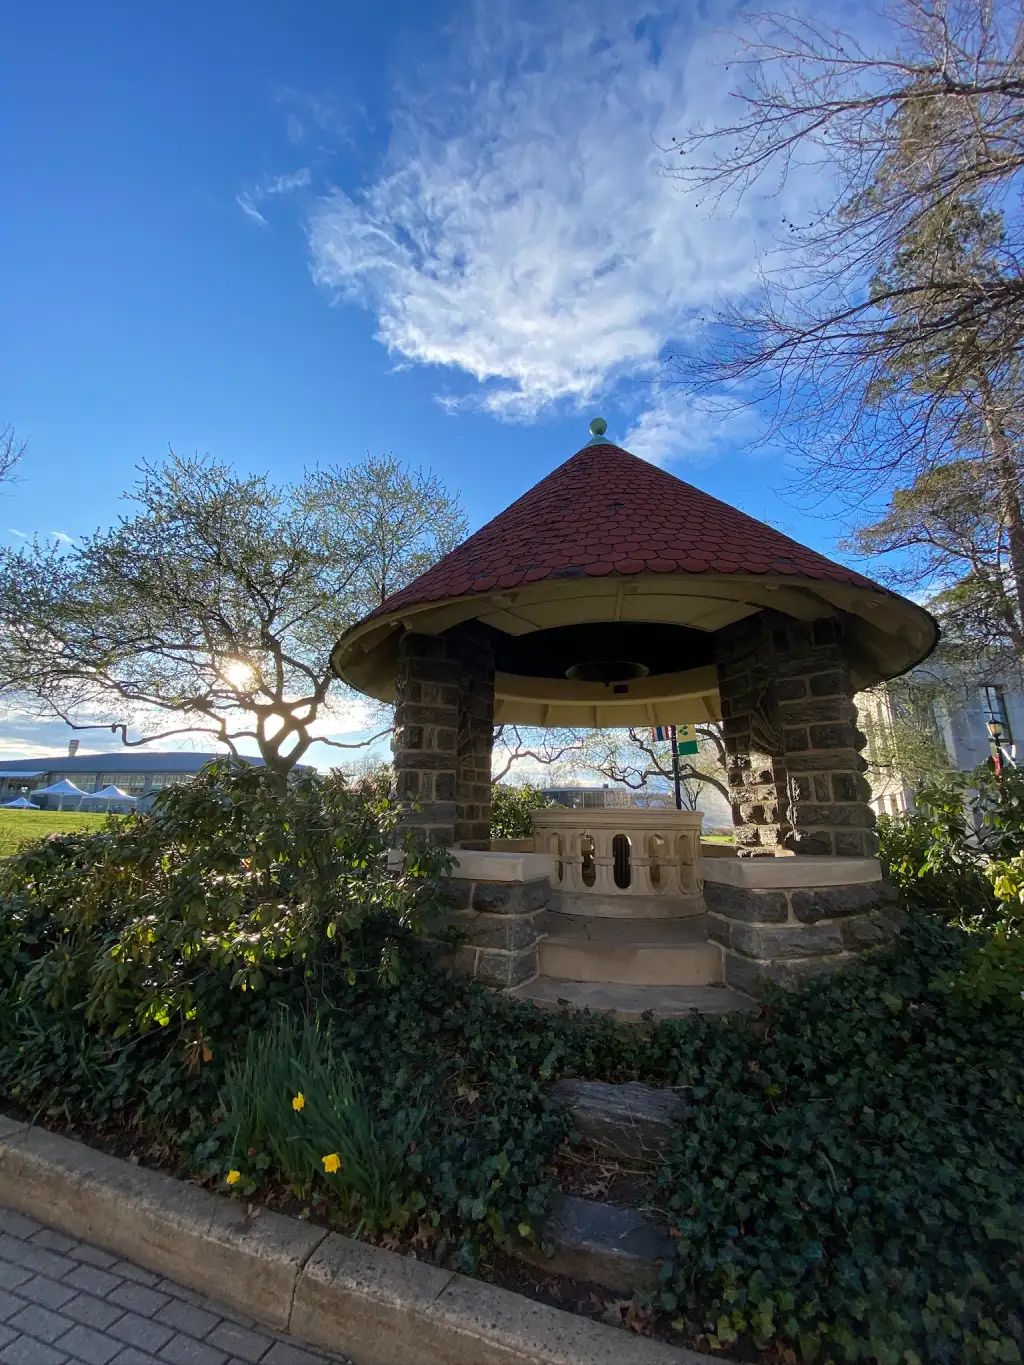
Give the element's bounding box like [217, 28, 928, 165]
[334, 436, 937, 712]
[366, 440, 873, 619]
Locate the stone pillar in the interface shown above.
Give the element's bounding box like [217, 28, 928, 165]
[392, 624, 496, 848]
[716, 612, 875, 856]
[451, 624, 496, 850]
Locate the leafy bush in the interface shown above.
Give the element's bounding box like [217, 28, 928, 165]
[489, 783, 553, 839]
[0, 760, 450, 1036]
[655, 918, 1024, 1364]
[878, 762, 1024, 1008]
[877, 772, 995, 919]
[3, 763, 1024, 1357]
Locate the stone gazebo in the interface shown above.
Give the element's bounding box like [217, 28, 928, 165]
[331, 423, 937, 1011]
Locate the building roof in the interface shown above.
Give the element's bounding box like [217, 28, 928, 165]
[333, 434, 939, 719]
[0, 752, 263, 776]
[367, 441, 875, 618]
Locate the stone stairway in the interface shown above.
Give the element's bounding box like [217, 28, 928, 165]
[536, 910, 723, 984]
[514, 1079, 694, 1291]
[510, 909, 755, 1020]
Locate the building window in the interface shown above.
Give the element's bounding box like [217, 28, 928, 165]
[100, 774, 148, 792]
[981, 685, 1013, 744]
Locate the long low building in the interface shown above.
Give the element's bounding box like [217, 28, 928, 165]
[0, 749, 275, 806]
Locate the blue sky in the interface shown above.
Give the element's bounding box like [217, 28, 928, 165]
[0, 0, 866, 767]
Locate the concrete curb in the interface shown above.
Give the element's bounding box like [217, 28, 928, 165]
[0, 1113, 715, 1365]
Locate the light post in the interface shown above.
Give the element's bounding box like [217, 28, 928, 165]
[987, 719, 1004, 778]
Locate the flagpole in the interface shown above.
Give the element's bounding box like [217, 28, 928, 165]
[669, 724, 682, 811]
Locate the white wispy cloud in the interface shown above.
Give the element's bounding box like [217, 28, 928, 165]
[236, 193, 269, 227]
[307, 1, 816, 459]
[278, 89, 354, 145]
[7, 529, 27, 540]
[50, 531, 74, 545]
[266, 168, 312, 196]
[236, 168, 312, 227]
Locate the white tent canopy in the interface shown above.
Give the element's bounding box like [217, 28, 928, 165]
[82, 785, 137, 808]
[30, 778, 89, 811]
[2, 796, 40, 809]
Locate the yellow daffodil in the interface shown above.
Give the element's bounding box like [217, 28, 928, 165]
[322, 1153, 341, 1174]
[226, 1169, 241, 1186]
[292, 1093, 305, 1112]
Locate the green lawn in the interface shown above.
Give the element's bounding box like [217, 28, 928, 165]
[0, 809, 109, 856]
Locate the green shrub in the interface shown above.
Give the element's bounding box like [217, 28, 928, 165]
[654, 918, 1024, 1365]
[0, 760, 450, 1036]
[877, 773, 995, 919]
[489, 783, 553, 839]
[878, 762, 1024, 1010]
[3, 763, 1024, 1356]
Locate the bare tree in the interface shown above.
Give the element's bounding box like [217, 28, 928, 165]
[583, 726, 730, 808]
[491, 723, 730, 808]
[491, 725, 589, 783]
[0, 423, 25, 487]
[0, 452, 464, 784]
[670, 0, 1024, 498]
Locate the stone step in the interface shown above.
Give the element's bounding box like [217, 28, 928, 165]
[515, 1193, 672, 1292]
[537, 911, 723, 986]
[509, 976, 756, 1021]
[552, 889, 705, 919]
[549, 1079, 687, 1160]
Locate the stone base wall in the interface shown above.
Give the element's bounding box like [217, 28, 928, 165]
[705, 879, 906, 997]
[427, 876, 550, 987]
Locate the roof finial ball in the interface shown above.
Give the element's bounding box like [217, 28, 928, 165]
[589, 416, 607, 437]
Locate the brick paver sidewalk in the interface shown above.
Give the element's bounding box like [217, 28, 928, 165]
[0, 1205, 351, 1365]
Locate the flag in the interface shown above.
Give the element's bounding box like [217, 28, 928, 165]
[650, 726, 671, 742]
[676, 723, 698, 756]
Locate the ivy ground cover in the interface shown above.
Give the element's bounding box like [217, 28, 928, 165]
[0, 765, 1021, 1363]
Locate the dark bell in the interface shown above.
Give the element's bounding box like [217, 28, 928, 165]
[565, 660, 650, 684]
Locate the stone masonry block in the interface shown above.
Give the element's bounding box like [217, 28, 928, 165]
[785, 828, 835, 855]
[783, 727, 810, 753]
[453, 911, 541, 953]
[730, 922, 845, 960]
[809, 671, 845, 696]
[840, 915, 889, 949]
[702, 882, 789, 923]
[809, 722, 855, 750]
[788, 802, 874, 828]
[775, 696, 848, 725]
[791, 882, 899, 923]
[399, 752, 461, 772]
[773, 646, 848, 678]
[398, 702, 459, 728]
[475, 947, 538, 987]
[470, 878, 550, 915]
[724, 949, 849, 998]
[834, 829, 876, 857]
[773, 677, 807, 701]
[706, 913, 732, 948]
[434, 879, 472, 911]
[786, 750, 863, 774]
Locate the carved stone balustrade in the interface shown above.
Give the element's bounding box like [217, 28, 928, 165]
[531, 808, 704, 918]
